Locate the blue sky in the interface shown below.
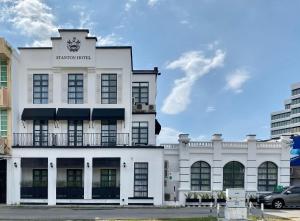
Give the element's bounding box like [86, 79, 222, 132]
[1, 0, 300, 143]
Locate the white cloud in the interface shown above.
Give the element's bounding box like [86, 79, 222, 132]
[161, 49, 225, 115]
[96, 33, 123, 46]
[148, 0, 159, 7]
[157, 127, 206, 145]
[208, 40, 219, 50]
[206, 106, 216, 112]
[0, 0, 58, 46]
[225, 68, 250, 93]
[125, 0, 137, 11]
[180, 20, 189, 25]
[157, 127, 182, 144]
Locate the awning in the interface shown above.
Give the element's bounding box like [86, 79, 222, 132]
[92, 108, 125, 120]
[155, 119, 161, 135]
[56, 108, 90, 121]
[21, 108, 56, 120]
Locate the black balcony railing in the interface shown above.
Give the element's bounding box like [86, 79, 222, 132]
[21, 186, 48, 199]
[92, 187, 120, 199]
[13, 133, 130, 147]
[56, 187, 84, 199]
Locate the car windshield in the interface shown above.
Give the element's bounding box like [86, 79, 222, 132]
[273, 186, 288, 193]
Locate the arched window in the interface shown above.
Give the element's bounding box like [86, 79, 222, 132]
[191, 161, 211, 191]
[223, 161, 245, 190]
[258, 161, 278, 192]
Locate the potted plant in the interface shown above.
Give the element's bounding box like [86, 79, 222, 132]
[200, 192, 213, 203]
[216, 191, 226, 203]
[249, 194, 257, 203]
[185, 192, 199, 203]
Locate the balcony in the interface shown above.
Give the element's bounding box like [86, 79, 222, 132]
[0, 87, 9, 108]
[13, 133, 130, 147]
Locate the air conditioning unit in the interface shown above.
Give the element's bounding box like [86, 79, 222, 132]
[133, 103, 147, 112]
[148, 104, 156, 112]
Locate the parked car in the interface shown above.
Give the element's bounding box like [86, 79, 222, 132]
[258, 186, 300, 209]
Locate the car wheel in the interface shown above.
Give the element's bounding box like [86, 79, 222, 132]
[272, 199, 284, 209]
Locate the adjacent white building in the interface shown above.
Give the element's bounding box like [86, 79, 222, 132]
[163, 134, 290, 205]
[6, 29, 163, 205]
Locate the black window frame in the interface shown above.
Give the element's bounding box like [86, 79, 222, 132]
[191, 161, 211, 191]
[33, 120, 48, 146]
[101, 74, 117, 104]
[132, 82, 149, 105]
[67, 169, 83, 187]
[68, 74, 83, 104]
[68, 120, 83, 146]
[258, 161, 278, 192]
[132, 121, 148, 145]
[32, 169, 48, 187]
[134, 162, 148, 198]
[101, 120, 117, 146]
[33, 74, 48, 104]
[100, 169, 117, 188]
[223, 161, 245, 190]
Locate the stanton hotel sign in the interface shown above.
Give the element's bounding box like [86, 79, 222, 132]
[56, 55, 91, 60]
[56, 37, 91, 60]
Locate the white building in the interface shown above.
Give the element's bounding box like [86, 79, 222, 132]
[271, 82, 300, 139]
[6, 29, 163, 205]
[163, 134, 290, 205]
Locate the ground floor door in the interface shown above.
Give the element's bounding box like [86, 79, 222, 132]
[0, 159, 7, 203]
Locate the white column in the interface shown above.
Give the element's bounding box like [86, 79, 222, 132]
[246, 135, 257, 192]
[6, 157, 20, 205]
[212, 134, 223, 192]
[48, 157, 56, 205]
[84, 157, 92, 200]
[120, 156, 130, 205]
[279, 135, 291, 187]
[178, 134, 190, 205]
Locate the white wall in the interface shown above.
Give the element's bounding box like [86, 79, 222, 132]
[8, 147, 164, 205]
[163, 135, 291, 205]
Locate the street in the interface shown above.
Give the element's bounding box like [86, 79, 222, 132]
[0, 205, 299, 220]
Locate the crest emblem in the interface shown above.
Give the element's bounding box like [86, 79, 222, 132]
[67, 37, 81, 52]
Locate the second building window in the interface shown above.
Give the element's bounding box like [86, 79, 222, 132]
[68, 74, 83, 104]
[101, 74, 117, 104]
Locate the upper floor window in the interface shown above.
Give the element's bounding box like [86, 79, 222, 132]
[68, 74, 83, 104]
[132, 121, 148, 145]
[0, 109, 7, 137]
[33, 74, 48, 104]
[132, 82, 149, 104]
[292, 88, 300, 96]
[0, 60, 7, 87]
[101, 74, 117, 104]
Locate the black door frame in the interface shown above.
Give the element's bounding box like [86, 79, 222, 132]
[0, 158, 7, 204]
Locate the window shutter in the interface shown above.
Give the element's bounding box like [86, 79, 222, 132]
[95, 74, 101, 104]
[48, 74, 53, 103]
[83, 73, 88, 104]
[61, 74, 68, 103]
[27, 74, 33, 104]
[117, 74, 122, 104]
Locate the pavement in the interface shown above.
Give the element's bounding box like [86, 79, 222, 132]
[264, 209, 300, 221]
[0, 205, 299, 220]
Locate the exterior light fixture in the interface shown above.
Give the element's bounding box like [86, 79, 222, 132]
[14, 162, 17, 168]
[123, 162, 126, 168]
[87, 162, 90, 168]
[50, 162, 53, 168]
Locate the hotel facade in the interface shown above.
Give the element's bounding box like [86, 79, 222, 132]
[5, 29, 163, 205]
